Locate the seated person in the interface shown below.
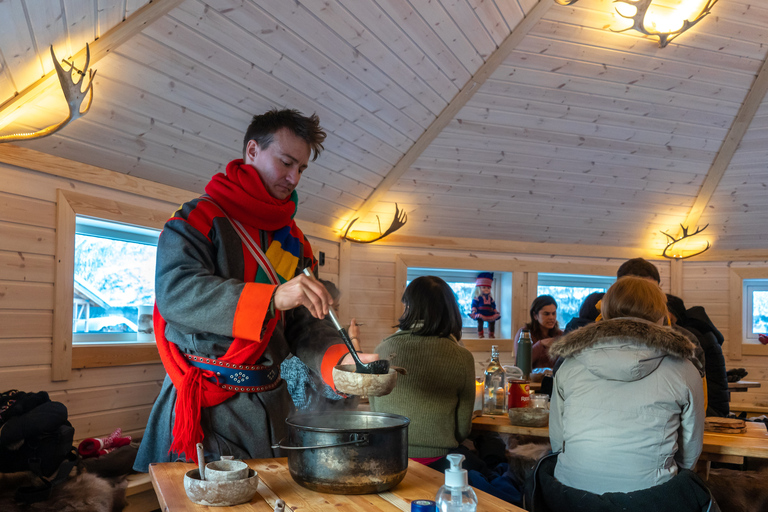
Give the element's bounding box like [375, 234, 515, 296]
[369, 276, 477, 466]
[548, 276, 704, 494]
[667, 294, 729, 417]
[563, 291, 604, 334]
[515, 295, 562, 370]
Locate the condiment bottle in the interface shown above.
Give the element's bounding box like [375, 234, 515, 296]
[516, 329, 532, 380]
[435, 454, 477, 512]
[483, 345, 506, 415]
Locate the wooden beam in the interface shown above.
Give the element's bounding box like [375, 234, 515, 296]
[0, 0, 185, 115]
[0, 143, 195, 204]
[368, 232, 656, 260]
[680, 52, 768, 235]
[346, 0, 551, 228]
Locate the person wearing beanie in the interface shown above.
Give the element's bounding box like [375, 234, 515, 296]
[470, 272, 501, 338]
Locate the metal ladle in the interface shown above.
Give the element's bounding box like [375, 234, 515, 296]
[302, 268, 389, 374]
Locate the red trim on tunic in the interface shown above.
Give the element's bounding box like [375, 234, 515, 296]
[233, 283, 276, 340]
[183, 199, 224, 242]
[320, 344, 350, 390]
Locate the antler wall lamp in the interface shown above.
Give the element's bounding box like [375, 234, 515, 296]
[661, 224, 710, 259]
[342, 203, 408, 244]
[0, 44, 95, 143]
[553, 0, 718, 48]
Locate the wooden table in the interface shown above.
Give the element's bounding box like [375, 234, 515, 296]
[472, 415, 768, 461]
[728, 380, 761, 392]
[149, 458, 524, 511]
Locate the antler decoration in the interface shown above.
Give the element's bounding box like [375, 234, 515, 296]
[661, 224, 710, 259]
[343, 203, 408, 244]
[612, 0, 718, 47]
[0, 44, 96, 143]
[551, 0, 718, 48]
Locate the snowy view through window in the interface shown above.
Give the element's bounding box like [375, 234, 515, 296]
[537, 286, 608, 329]
[73, 234, 156, 334]
[753, 290, 768, 334]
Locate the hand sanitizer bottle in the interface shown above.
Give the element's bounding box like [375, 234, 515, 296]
[435, 454, 478, 512]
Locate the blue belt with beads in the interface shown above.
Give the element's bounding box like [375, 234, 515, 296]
[185, 354, 280, 393]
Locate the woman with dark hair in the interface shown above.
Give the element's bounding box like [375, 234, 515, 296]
[515, 295, 562, 369]
[369, 276, 475, 463]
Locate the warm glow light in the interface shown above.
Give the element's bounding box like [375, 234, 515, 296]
[640, 0, 711, 34]
[558, 0, 718, 48]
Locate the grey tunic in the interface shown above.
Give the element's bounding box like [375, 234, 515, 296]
[134, 197, 342, 471]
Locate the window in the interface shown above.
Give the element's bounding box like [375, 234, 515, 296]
[73, 217, 159, 344]
[744, 279, 768, 344]
[406, 267, 510, 338]
[537, 273, 616, 328]
[53, 189, 171, 380]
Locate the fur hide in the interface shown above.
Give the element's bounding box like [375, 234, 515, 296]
[550, 317, 695, 359]
[704, 466, 768, 512]
[0, 469, 127, 512]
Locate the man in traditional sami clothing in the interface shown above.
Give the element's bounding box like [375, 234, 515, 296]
[134, 109, 378, 470]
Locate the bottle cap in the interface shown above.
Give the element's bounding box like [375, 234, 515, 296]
[411, 499, 437, 512]
[445, 453, 468, 488]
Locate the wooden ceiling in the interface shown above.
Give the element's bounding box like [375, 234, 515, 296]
[1, 0, 767, 254]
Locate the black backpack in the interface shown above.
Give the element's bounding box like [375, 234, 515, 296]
[0, 390, 79, 503]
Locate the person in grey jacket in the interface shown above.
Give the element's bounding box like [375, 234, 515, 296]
[548, 276, 705, 495]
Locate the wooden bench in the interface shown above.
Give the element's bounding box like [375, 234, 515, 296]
[729, 403, 768, 417]
[125, 473, 159, 512]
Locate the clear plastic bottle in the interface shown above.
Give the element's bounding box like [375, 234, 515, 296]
[435, 454, 478, 512]
[483, 345, 506, 415]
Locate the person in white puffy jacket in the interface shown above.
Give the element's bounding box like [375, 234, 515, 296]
[548, 276, 705, 494]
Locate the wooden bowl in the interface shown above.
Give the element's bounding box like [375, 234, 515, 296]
[332, 365, 401, 396]
[184, 468, 259, 506]
[508, 407, 549, 427]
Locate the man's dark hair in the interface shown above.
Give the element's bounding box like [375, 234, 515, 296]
[579, 291, 605, 322]
[617, 257, 660, 283]
[242, 108, 326, 161]
[666, 294, 688, 323]
[397, 276, 463, 341]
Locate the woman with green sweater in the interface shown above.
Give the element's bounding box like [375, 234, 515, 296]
[370, 276, 476, 468]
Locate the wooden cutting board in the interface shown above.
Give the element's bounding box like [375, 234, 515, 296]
[149, 458, 524, 512]
[705, 417, 747, 434]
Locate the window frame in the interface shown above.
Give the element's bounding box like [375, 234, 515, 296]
[53, 189, 168, 381]
[728, 266, 768, 360]
[406, 266, 506, 338]
[72, 217, 159, 344]
[537, 273, 616, 329]
[395, 254, 619, 353]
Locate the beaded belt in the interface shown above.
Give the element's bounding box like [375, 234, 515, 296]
[185, 354, 280, 393]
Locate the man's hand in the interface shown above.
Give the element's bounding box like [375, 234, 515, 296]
[273, 273, 333, 319]
[341, 352, 380, 365]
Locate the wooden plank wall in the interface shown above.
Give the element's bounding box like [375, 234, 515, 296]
[1, 156, 766, 445]
[347, 243, 670, 370]
[684, 261, 768, 410]
[0, 162, 173, 441]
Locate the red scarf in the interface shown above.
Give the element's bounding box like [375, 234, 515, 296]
[205, 159, 297, 230]
[157, 159, 298, 463]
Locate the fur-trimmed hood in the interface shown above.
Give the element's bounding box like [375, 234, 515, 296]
[550, 317, 696, 383]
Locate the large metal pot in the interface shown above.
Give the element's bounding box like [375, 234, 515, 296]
[273, 411, 409, 494]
